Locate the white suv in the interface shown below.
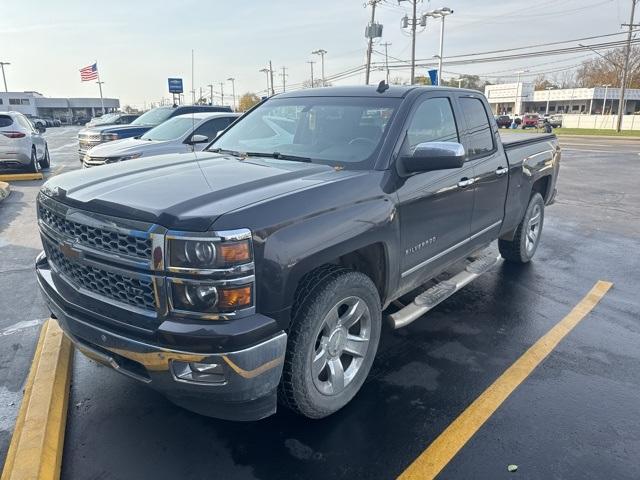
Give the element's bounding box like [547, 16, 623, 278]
[0, 111, 50, 172]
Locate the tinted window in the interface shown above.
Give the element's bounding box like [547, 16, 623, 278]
[459, 97, 494, 158]
[0, 115, 13, 127]
[403, 97, 458, 152]
[194, 117, 233, 141]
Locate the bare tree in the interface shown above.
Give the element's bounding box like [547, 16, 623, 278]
[575, 46, 640, 88]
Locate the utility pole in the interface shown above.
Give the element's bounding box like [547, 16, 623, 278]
[199, 86, 203, 105]
[545, 87, 554, 115]
[617, 0, 638, 132]
[602, 84, 611, 115]
[0, 62, 9, 92]
[279, 67, 288, 92]
[227, 77, 236, 110]
[514, 69, 529, 115]
[268, 60, 275, 96]
[312, 49, 327, 86]
[399, 0, 421, 84]
[208, 84, 214, 106]
[259, 68, 270, 96]
[219, 81, 224, 106]
[365, 0, 382, 85]
[381, 42, 392, 84]
[307, 60, 316, 87]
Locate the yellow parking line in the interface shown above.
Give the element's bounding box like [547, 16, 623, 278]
[1, 319, 73, 480]
[398, 280, 613, 480]
[0, 173, 44, 182]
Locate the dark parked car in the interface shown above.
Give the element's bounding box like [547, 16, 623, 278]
[37, 85, 559, 421]
[495, 115, 512, 128]
[77, 105, 232, 160]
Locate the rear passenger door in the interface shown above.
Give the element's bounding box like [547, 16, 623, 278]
[456, 94, 508, 244]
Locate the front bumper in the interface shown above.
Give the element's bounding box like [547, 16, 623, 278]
[36, 253, 287, 421]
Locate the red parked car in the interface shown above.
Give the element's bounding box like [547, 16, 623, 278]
[521, 113, 540, 129]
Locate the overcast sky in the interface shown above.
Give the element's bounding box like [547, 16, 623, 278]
[1, 0, 631, 107]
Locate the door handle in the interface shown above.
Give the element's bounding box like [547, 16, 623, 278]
[457, 178, 475, 188]
[495, 166, 509, 176]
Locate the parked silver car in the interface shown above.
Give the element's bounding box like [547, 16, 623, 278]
[0, 111, 49, 172]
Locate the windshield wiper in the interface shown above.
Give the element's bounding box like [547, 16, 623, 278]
[208, 148, 247, 158]
[246, 152, 312, 163]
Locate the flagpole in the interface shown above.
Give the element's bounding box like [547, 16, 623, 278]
[96, 61, 105, 115]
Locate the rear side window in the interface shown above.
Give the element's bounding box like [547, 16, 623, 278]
[0, 115, 13, 128]
[459, 97, 494, 158]
[403, 97, 458, 152]
[194, 117, 234, 141]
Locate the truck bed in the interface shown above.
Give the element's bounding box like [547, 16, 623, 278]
[499, 132, 556, 149]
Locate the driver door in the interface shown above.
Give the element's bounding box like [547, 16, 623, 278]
[395, 94, 475, 292]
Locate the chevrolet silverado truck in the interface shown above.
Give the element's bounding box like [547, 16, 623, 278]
[36, 85, 559, 421]
[77, 105, 232, 161]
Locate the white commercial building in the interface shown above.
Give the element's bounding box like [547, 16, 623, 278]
[484, 83, 640, 116]
[0, 91, 119, 122]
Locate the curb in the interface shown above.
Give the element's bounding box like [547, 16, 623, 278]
[0, 182, 9, 202]
[0, 173, 44, 182]
[1, 319, 73, 480]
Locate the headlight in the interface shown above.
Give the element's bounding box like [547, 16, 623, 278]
[168, 238, 252, 269]
[170, 280, 252, 314]
[101, 133, 119, 141]
[118, 153, 142, 161]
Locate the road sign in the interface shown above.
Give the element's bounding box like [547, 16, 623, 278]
[168, 78, 183, 94]
[428, 69, 438, 86]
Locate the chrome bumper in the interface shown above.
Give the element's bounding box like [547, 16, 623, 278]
[36, 255, 287, 421]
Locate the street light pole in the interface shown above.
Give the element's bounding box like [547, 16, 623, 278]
[381, 42, 392, 84]
[312, 49, 327, 86]
[227, 77, 236, 111]
[0, 62, 10, 92]
[514, 69, 529, 115]
[208, 84, 214, 106]
[424, 7, 453, 86]
[602, 84, 611, 115]
[219, 81, 224, 106]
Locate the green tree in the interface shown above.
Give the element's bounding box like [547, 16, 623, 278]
[238, 93, 261, 111]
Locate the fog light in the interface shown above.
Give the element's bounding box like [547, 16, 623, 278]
[171, 360, 226, 384]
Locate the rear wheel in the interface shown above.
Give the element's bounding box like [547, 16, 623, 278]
[39, 145, 50, 169]
[280, 269, 381, 419]
[29, 147, 40, 173]
[499, 192, 545, 263]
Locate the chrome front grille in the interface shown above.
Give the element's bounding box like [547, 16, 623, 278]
[38, 202, 152, 259]
[44, 240, 155, 310]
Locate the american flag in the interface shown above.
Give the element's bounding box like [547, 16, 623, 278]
[79, 63, 99, 81]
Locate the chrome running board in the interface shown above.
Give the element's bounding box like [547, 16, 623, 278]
[387, 253, 503, 329]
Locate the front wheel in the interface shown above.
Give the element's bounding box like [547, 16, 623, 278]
[499, 192, 545, 263]
[280, 269, 381, 419]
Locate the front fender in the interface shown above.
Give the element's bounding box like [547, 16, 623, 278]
[257, 196, 398, 329]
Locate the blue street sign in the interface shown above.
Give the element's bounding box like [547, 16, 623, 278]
[428, 69, 438, 86]
[168, 78, 184, 94]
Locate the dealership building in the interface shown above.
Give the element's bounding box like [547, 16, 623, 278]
[484, 82, 640, 116]
[0, 91, 119, 122]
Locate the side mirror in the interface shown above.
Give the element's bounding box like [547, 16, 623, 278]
[188, 134, 209, 145]
[215, 130, 224, 138]
[399, 141, 465, 175]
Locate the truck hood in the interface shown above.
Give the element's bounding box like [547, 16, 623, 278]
[86, 137, 177, 158]
[41, 152, 348, 231]
[82, 124, 154, 135]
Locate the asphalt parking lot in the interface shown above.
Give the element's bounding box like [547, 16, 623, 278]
[1, 130, 639, 479]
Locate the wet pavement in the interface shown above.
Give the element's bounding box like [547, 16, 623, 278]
[1, 132, 639, 479]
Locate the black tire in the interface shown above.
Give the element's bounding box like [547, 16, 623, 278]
[279, 268, 382, 419]
[499, 192, 545, 263]
[29, 147, 40, 173]
[39, 145, 50, 169]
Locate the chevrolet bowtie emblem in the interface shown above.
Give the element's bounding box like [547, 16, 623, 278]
[59, 241, 82, 260]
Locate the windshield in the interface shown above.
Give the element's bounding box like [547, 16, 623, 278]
[209, 96, 399, 169]
[94, 113, 118, 124]
[131, 107, 174, 126]
[140, 116, 196, 141]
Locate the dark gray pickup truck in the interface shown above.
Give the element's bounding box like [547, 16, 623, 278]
[35, 85, 560, 421]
